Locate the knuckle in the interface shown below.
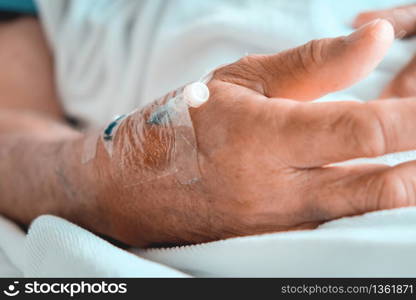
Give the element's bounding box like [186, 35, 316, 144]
[370, 171, 412, 210]
[239, 54, 270, 80]
[333, 104, 386, 157]
[213, 54, 268, 93]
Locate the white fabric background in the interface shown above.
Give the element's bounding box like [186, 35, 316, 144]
[1, 0, 416, 277]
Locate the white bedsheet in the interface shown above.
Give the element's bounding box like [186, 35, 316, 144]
[139, 207, 416, 277]
[2, 0, 416, 277]
[0, 215, 187, 277]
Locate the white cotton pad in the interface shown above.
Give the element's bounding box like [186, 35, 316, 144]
[183, 82, 210, 108]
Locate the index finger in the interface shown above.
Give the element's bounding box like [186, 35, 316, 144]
[274, 98, 416, 168]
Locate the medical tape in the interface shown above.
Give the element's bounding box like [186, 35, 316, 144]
[82, 75, 212, 185]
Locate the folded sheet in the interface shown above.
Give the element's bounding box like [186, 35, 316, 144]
[0, 215, 188, 277]
[139, 208, 416, 277]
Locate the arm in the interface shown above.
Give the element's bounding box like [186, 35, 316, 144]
[0, 17, 91, 226]
[0, 17, 192, 239]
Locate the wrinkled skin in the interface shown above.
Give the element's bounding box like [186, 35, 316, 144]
[90, 19, 416, 247]
[3, 18, 416, 248]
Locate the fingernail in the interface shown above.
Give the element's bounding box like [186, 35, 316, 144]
[347, 18, 381, 41]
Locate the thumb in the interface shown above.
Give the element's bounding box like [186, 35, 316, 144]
[227, 19, 394, 101]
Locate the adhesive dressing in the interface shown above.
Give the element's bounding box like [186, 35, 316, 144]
[82, 77, 211, 185]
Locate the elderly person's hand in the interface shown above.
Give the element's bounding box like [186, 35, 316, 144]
[5, 19, 415, 248]
[81, 19, 416, 248]
[354, 4, 416, 98]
